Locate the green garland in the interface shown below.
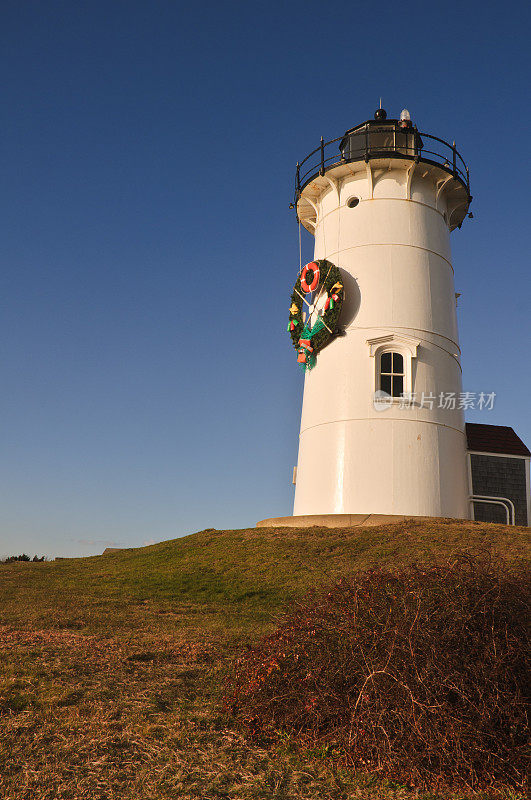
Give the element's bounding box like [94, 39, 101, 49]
[288, 259, 344, 370]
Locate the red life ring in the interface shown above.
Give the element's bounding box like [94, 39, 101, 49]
[300, 261, 320, 293]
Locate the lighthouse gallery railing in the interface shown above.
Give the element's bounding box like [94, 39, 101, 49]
[294, 123, 470, 205]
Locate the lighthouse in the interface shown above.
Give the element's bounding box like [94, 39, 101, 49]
[291, 107, 472, 521]
[256, 107, 531, 529]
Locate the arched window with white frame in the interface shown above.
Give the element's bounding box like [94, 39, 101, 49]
[366, 334, 420, 400]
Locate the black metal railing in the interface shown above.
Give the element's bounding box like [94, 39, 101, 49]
[294, 122, 470, 205]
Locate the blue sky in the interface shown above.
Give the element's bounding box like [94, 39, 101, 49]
[1, 0, 529, 558]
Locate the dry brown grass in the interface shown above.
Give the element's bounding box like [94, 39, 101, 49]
[0, 620, 407, 800]
[0, 519, 529, 799]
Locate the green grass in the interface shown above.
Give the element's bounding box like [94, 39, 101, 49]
[0, 518, 528, 799]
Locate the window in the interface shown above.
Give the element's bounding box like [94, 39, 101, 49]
[366, 334, 420, 401]
[379, 351, 404, 397]
[346, 196, 360, 208]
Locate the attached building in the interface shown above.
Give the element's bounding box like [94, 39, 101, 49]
[467, 423, 530, 527]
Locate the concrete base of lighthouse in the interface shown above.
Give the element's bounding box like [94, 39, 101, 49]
[256, 513, 436, 529]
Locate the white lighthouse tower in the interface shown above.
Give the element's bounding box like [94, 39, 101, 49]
[289, 107, 472, 521]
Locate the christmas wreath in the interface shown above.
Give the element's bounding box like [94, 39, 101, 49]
[288, 259, 344, 369]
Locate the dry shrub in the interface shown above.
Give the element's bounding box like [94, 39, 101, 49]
[226, 555, 529, 793]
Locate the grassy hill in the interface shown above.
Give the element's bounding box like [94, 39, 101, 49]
[0, 519, 529, 800]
